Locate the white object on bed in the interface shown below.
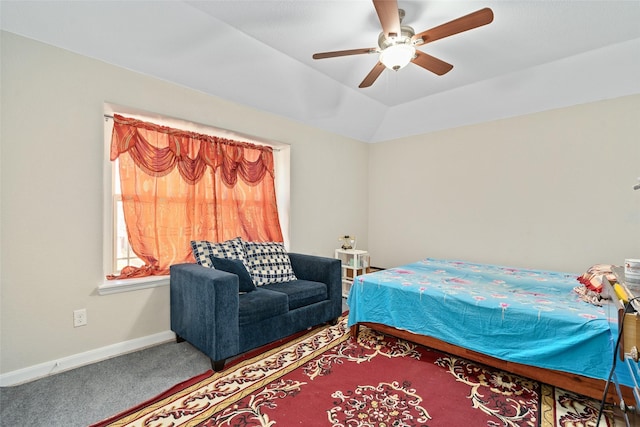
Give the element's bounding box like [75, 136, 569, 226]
[625, 258, 640, 283]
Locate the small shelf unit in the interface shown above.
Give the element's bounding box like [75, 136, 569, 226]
[335, 249, 370, 298]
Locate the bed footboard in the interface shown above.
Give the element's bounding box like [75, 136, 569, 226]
[352, 321, 632, 405]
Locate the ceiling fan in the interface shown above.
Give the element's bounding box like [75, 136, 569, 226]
[312, 0, 494, 88]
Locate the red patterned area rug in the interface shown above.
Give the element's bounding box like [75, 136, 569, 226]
[92, 317, 613, 427]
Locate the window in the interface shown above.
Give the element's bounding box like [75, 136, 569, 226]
[114, 195, 144, 273]
[100, 105, 290, 295]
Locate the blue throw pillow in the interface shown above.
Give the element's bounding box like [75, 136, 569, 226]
[211, 256, 256, 293]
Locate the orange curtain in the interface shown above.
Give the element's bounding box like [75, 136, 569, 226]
[108, 114, 284, 279]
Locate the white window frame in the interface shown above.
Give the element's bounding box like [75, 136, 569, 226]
[99, 104, 290, 295]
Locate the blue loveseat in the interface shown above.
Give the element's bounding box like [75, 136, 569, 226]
[170, 252, 342, 370]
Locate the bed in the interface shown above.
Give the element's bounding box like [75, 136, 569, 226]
[347, 258, 633, 403]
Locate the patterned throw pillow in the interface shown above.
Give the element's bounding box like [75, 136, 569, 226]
[243, 241, 297, 286]
[190, 237, 247, 269]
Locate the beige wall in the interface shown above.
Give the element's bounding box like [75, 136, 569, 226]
[368, 95, 640, 272]
[2, 30, 639, 378]
[0, 32, 369, 375]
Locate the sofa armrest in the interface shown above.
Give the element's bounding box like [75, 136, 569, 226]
[170, 263, 240, 362]
[288, 253, 342, 309]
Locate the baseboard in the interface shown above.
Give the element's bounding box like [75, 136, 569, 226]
[0, 330, 176, 387]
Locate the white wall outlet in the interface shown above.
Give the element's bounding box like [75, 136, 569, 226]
[73, 309, 87, 327]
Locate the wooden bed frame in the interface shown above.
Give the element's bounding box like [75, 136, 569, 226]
[350, 322, 634, 405]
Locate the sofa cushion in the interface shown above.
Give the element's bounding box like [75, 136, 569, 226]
[238, 288, 289, 325]
[243, 241, 297, 286]
[191, 237, 247, 269]
[210, 257, 256, 293]
[262, 280, 328, 310]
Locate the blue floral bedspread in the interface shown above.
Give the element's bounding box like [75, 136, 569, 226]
[347, 258, 629, 385]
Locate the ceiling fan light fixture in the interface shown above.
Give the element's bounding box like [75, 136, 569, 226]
[379, 43, 415, 71]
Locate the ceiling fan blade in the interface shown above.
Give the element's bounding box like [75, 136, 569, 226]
[313, 48, 377, 60]
[412, 7, 494, 46]
[359, 62, 386, 88]
[373, 0, 401, 38]
[411, 51, 453, 76]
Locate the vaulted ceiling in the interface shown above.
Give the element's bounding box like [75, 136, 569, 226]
[2, 1, 639, 142]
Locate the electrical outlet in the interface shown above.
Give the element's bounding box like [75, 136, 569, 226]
[73, 309, 87, 327]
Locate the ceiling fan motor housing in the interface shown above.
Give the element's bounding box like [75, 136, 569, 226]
[377, 25, 416, 51]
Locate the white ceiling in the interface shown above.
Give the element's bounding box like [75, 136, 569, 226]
[2, 0, 639, 142]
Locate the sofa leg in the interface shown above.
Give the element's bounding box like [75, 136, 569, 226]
[212, 359, 225, 372]
[328, 318, 338, 326]
[176, 335, 185, 343]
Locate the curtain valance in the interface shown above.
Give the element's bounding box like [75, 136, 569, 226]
[110, 114, 274, 186]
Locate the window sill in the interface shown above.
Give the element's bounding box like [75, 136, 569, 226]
[98, 275, 170, 295]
